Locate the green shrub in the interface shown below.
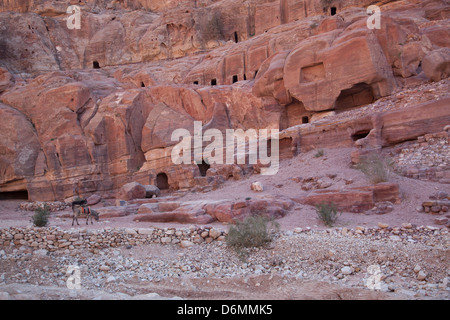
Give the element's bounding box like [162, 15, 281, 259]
[32, 204, 50, 227]
[226, 215, 279, 260]
[356, 153, 393, 184]
[315, 202, 340, 227]
[314, 149, 324, 158]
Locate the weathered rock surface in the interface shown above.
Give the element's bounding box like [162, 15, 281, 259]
[133, 196, 294, 224]
[0, 0, 448, 204]
[0, 68, 13, 93]
[295, 183, 400, 213]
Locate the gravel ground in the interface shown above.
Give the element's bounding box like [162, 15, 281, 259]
[0, 225, 448, 300]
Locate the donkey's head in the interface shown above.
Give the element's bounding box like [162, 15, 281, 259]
[91, 209, 100, 221]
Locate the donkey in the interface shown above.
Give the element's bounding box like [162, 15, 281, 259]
[71, 203, 99, 226]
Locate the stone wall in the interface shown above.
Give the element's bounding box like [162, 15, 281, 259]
[0, 226, 226, 252]
[393, 131, 449, 183]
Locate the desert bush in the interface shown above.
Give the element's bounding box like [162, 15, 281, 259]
[315, 202, 340, 227]
[356, 153, 393, 184]
[314, 149, 324, 158]
[32, 203, 50, 227]
[226, 215, 279, 260]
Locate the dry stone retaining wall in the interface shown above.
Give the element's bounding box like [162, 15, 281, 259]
[0, 226, 226, 252]
[394, 131, 449, 183]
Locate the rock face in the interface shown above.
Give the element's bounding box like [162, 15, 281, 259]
[0, 103, 40, 192]
[0, 0, 449, 203]
[0, 68, 13, 93]
[283, 27, 395, 112]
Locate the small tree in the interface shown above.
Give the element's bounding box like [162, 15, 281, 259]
[314, 149, 324, 158]
[356, 153, 393, 184]
[226, 215, 279, 261]
[32, 203, 50, 227]
[315, 202, 340, 227]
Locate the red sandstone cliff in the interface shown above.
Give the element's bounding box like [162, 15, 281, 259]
[0, 0, 449, 201]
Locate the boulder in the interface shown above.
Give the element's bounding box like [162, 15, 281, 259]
[251, 181, 264, 192]
[86, 194, 102, 206]
[135, 202, 216, 224]
[430, 191, 449, 200]
[434, 217, 448, 225]
[297, 190, 375, 213]
[205, 197, 293, 223]
[352, 183, 401, 204]
[180, 240, 194, 248]
[297, 182, 401, 214]
[366, 201, 395, 215]
[144, 185, 160, 198]
[422, 48, 450, 82]
[204, 201, 233, 222]
[95, 205, 139, 218]
[117, 182, 147, 201]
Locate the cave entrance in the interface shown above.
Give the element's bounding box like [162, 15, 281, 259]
[334, 83, 374, 111]
[352, 129, 371, 141]
[232, 75, 238, 83]
[197, 161, 210, 177]
[233, 31, 239, 43]
[0, 190, 29, 200]
[93, 61, 100, 69]
[156, 173, 169, 190]
[331, 7, 337, 16]
[211, 79, 217, 86]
